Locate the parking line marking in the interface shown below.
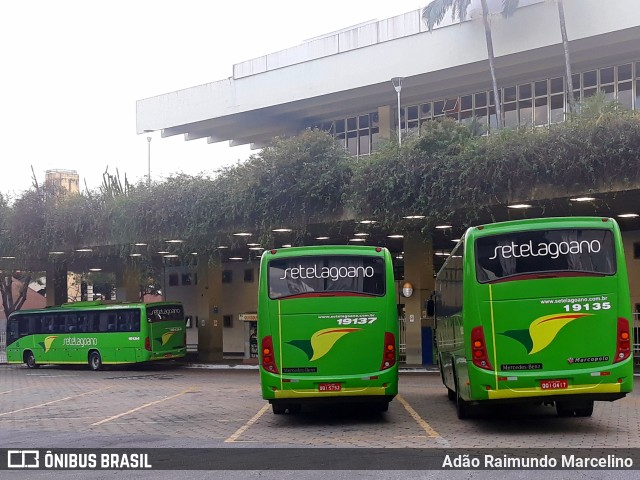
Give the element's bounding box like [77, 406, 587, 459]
[0, 387, 110, 417]
[91, 387, 193, 426]
[396, 394, 441, 438]
[0, 386, 37, 395]
[225, 403, 270, 443]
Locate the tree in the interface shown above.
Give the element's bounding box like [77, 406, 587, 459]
[0, 270, 33, 319]
[502, 0, 577, 114]
[422, 0, 504, 129]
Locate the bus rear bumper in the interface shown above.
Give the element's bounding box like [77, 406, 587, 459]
[486, 382, 625, 400]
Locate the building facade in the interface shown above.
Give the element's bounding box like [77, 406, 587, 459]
[136, 0, 640, 362]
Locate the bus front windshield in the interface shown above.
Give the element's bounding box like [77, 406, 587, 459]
[268, 255, 386, 299]
[475, 228, 616, 282]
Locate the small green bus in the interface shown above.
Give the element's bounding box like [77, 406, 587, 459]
[435, 217, 633, 418]
[6, 300, 186, 370]
[258, 245, 398, 414]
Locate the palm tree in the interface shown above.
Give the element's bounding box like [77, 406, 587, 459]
[422, 0, 504, 129]
[502, 0, 577, 114]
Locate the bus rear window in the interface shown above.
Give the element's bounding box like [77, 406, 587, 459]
[146, 305, 184, 322]
[475, 228, 615, 282]
[268, 255, 386, 299]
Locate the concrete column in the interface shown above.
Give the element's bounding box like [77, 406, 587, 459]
[402, 232, 434, 365]
[196, 257, 224, 362]
[46, 261, 68, 306]
[115, 263, 141, 302]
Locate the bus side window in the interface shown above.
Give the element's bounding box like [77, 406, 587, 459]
[66, 314, 78, 333]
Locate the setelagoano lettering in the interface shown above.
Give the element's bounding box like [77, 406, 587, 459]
[488, 240, 601, 260]
[280, 264, 375, 282]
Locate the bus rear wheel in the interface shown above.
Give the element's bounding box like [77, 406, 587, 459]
[88, 351, 103, 371]
[556, 400, 594, 417]
[24, 351, 39, 369]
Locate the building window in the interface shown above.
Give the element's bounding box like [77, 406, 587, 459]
[222, 270, 233, 284]
[182, 273, 192, 286]
[168, 274, 179, 287]
[223, 315, 233, 328]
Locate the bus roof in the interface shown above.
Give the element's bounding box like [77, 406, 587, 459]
[9, 300, 182, 316]
[261, 245, 389, 259]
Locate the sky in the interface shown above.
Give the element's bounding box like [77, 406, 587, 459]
[0, 0, 424, 198]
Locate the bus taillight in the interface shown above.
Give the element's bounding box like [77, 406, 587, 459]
[145, 337, 151, 351]
[261, 336, 279, 373]
[380, 332, 396, 371]
[471, 326, 493, 370]
[614, 318, 631, 363]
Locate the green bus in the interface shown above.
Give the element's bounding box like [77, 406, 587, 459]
[435, 216, 633, 419]
[6, 300, 186, 370]
[258, 245, 398, 414]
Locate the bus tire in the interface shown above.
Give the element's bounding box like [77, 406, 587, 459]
[447, 388, 455, 401]
[88, 351, 103, 371]
[454, 374, 472, 419]
[24, 351, 39, 369]
[272, 402, 286, 415]
[575, 401, 594, 417]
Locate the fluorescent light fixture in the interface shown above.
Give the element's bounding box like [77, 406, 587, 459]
[435, 251, 450, 256]
[570, 197, 596, 202]
[354, 233, 369, 237]
[281, 244, 292, 248]
[49, 251, 65, 255]
[249, 247, 265, 251]
[395, 255, 404, 260]
[157, 251, 170, 254]
[507, 204, 532, 209]
[451, 238, 461, 243]
[163, 254, 179, 258]
[403, 215, 425, 219]
[165, 239, 184, 243]
[217, 246, 229, 249]
[618, 213, 639, 218]
[358, 220, 376, 224]
[191, 252, 198, 255]
[247, 243, 260, 246]
[134, 243, 147, 246]
[1, 256, 16, 259]
[272, 228, 292, 232]
[229, 257, 243, 260]
[315, 236, 329, 240]
[349, 238, 366, 242]
[75, 248, 93, 252]
[435, 225, 452, 229]
[129, 253, 142, 257]
[89, 268, 102, 272]
[233, 232, 252, 236]
[387, 234, 404, 239]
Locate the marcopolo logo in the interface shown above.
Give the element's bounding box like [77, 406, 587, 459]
[280, 264, 375, 282]
[488, 239, 601, 260]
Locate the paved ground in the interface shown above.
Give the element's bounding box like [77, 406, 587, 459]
[1, 363, 639, 449]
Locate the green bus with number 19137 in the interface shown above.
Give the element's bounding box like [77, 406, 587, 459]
[258, 245, 398, 414]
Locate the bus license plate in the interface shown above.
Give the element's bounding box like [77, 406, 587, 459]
[540, 379, 568, 390]
[318, 383, 342, 392]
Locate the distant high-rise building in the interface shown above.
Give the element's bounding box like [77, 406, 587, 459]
[45, 169, 79, 194]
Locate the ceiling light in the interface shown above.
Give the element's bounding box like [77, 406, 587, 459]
[282, 244, 292, 248]
[451, 238, 461, 243]
[618, 213, 639, 218]
[435, 251, 450, 256]
[129, 253, 142, 257]
[233, 232, 252, 236]
[1, 256, 16, 259]
[507, 204, 532, 209]
[272, 228, 292, 232]
[247, 243, 260, 246]
[349, 238, 366, 242]
[249, 247, 265, 251]
[387, 234, 404, 239]
[157, 251, 170, 254]
[217, 246, 229, 249]
[358, 220, 376, 224]
[134, 243, 148, 246]
[49, 251, 65, 255]
[191, 252, 198, 255]
[229, 257, 243, 260]
[570, 197, 596, 202]
[354, 233, 369, 237]
[165, 239, 184, 243]
[403, 215, 425, 219]
[75, 248, 93, 252]
[435, 225, 452, 229]
[89, 268, 102, 272]
[163, 254, 179, 258]
[315, 236, 329, 240]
